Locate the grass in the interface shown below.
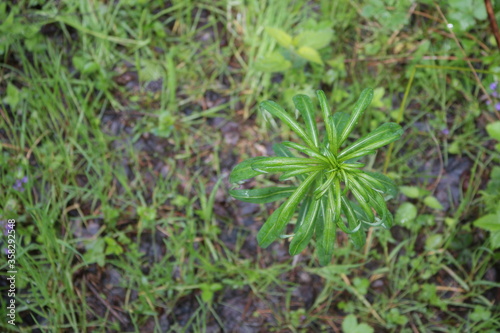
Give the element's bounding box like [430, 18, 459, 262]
[1, 0, 500, 332]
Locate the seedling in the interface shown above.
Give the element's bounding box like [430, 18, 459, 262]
[229, 89, 403, 265]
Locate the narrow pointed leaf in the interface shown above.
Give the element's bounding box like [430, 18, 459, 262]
[230, 157, 267, 184]
[341, 197, 365, 249]
[257, 171, 320, 247]
[273, 143, 295, 158]
[317, 90, 334, 147]
[339, 88, 374, 145]
[338, 149, 376, 163]
[332, 112, 350, 138]
[282, 141, 329, 162]
[337, 197, 361, 235]
[252, 164, 318, 174]
[251, 157, 325, 173]
[317, 197, 336, 266]
[256, 205, 284, 248]
[273, 143, 306, 181]
[362, 171, 398, 199]
[229, 187, 297, 203]
[350, 183, 375, 222]
[314, 171, 336, 199]
[293, 95, 320, 147]
[279, 166, 325, 181]
[289, 196, 320, 255]
[294, 196, 311, 232]
[260, 100, 316, 149]
[252, 157, 324, 167]
[338, 123, 403, 160]
[327, 116, 338, 153]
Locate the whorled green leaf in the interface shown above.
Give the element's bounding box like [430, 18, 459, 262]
[282, 141, 329, 162]
[273, 143, 295, 158]
[260, 100, 316, 150]
[273, 143, 306, 182]
[229, 187, 297, 204]
[256, 205, 285, 248]
[293, 95, 320, 147]
[339, 88, 374, 145]
[341, 197, 365, 249]
[279, 165, 325, 181]
[327, 116, 339, 154]
[314, 171, 336, 200]
[294, 196, 311, 232]
[349, 179, 375, 222]
[257, 171, 320, 248]
[332, 112, 350, 138]
[338, 123, 403, 161]
[229, 157, 267, 184]
[252, 163, 319, 174]
[361, 171, 398, 199]
[317, 196, 337, 266]
[316, 90, 335, 148]
[289, 196, 320, 255]
[251, 157, 326, 173]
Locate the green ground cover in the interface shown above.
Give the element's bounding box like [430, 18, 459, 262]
[1, 0, 500, 332]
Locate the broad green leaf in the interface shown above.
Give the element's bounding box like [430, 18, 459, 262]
[293, 95, 320, 147]
[296, 46, 323, 65]
[399, 186, 421, 198]
[260, 100, 317, 149]
[395, 202, 417, 225]
[317, 197, 336, 265]
[473, 214, 500, 232]
[282, 141, 329, 162]
[265, 27, 293, 47]
[425, 234, 443, 250]
[338, 123, 403, 160]
[293, 29, 333, 50]
[289, 196, 320, 255]
[486, 121, 500, 141]
[361, 171, 398, 199]
[490, 231, 500, 250]
[257, 171, 320, 247]
[423, 196, 444, 210]
[229, 187, 297, 203]
[342, 314, 374, 333]
[339, 88, 374, 145]
[229, 157, 266, 184]
[255, 51, 292, 72]
[5, 83, 20, 108]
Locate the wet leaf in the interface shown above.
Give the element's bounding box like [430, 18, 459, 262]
[229, 187, 296, 203]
